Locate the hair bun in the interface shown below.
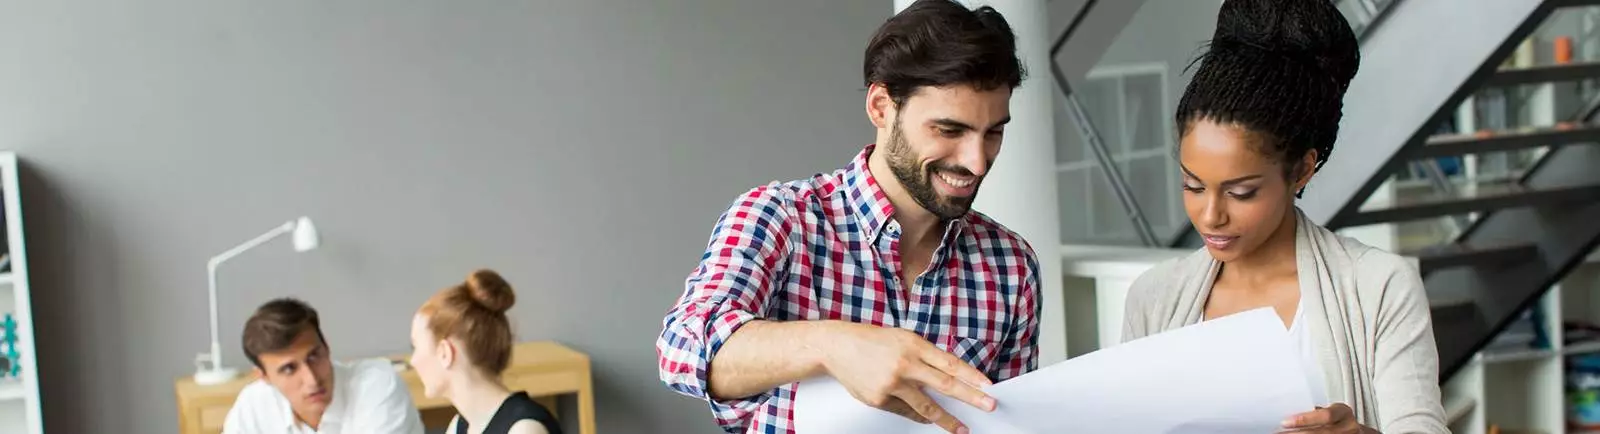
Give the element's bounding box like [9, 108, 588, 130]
[465, 269, 516, 314]
[1212, 0, 1359, 86]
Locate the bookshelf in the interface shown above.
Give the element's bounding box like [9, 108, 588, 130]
[0, 152, 40, 434]
[1437, 252, 1600, 434]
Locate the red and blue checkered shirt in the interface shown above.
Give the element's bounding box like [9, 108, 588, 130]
[655, 145, 1042, 434]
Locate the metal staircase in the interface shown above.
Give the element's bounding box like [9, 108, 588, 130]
[1052, 0, 1600, 384]
[1140, 0, 1600, 382]
[1320, 1, 1600, 382]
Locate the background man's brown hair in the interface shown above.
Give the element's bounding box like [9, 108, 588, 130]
[241, 298, 327, 369]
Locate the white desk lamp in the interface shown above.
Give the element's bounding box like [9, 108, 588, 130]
[193, 216, 320, 385]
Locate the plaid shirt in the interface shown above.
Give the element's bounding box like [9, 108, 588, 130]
[656, 145, 1042, 434]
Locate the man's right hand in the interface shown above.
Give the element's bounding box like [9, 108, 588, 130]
[820, 321, 996, 434]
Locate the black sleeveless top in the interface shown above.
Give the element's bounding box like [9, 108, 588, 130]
[453, 392, 563, 434]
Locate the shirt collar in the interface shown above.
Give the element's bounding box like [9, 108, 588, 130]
[843, 144, 896, 242]
[844, 144, 968, 243]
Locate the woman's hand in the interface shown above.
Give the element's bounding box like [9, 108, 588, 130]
[1279, 403, 1378, 433]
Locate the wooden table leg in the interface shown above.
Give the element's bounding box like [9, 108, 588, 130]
[578, 369, 596, 434]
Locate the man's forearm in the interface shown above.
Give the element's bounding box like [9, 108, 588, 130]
[706, 320, 834, 400]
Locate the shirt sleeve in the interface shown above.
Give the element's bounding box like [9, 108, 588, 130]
[991, 246, 1041, 382]
[655, 185, 793, 433]
[349, 360, 426, 434]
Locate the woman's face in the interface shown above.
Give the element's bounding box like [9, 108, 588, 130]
[408, 313, 450, 398]
[1178, 120, 1310, 263]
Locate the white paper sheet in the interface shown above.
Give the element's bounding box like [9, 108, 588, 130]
[793, 307, 1315, 434]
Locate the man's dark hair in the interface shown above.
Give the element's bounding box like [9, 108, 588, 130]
[864, 0, 1026, 107]
[1175, 0, 1359, 197]
[241, 298, 327, 369]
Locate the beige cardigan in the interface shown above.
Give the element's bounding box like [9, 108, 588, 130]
[1121, 209, 1448, 434]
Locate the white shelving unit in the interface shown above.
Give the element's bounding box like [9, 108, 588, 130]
[0, 378, 23, 400]
[1442, 259, 1600, 434]
[1058, 62, 1183, 246]
[1443, 287, 1564, 434]
[1437, 253, 1600, 434]
[0, 152, 41, 434]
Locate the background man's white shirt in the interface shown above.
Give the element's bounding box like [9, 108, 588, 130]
[222, 358, 424, 434]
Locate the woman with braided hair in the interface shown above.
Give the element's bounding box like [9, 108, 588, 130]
[1120, 0, 1447, 433]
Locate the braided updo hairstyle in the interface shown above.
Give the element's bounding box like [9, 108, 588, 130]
[1175, 0, 1360, 197]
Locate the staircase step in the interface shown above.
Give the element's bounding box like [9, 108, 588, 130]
[1551, 0, 1600, 9]
[1342, 183, 1600, 227]
[1411, 126, 1600, 159]
[1431, 297, 1476, 321]
[1483, 62, 1600, 87]
[1428, 145, 1600, 381]
[1428, 262, 1545, 379]
[1408, 242, 1541, 274]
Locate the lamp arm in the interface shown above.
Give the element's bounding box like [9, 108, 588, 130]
[204, 221, 296, 372]
[208, 222, 297, 270]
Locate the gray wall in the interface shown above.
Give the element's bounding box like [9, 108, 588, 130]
[0, 1, 887, 433]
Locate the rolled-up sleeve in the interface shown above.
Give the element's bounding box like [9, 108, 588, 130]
[656, 185, 793, 432]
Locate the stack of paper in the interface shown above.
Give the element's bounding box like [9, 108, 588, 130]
[793, 307, 1314, 433]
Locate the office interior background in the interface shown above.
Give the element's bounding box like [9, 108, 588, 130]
[0, 0, 1597, 432]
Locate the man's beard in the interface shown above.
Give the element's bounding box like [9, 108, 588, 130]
[884, 119, 984, 220]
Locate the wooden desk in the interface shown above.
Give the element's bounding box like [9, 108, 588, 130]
[174, 341, 595, 434]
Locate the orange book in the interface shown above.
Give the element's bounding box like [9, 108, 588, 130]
[1557, 36, 1574, 65]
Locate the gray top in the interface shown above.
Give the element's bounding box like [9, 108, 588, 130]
[1121, 208, 1447, 434]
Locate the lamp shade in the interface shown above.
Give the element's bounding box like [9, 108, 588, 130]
[292, 217, 319, 252]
